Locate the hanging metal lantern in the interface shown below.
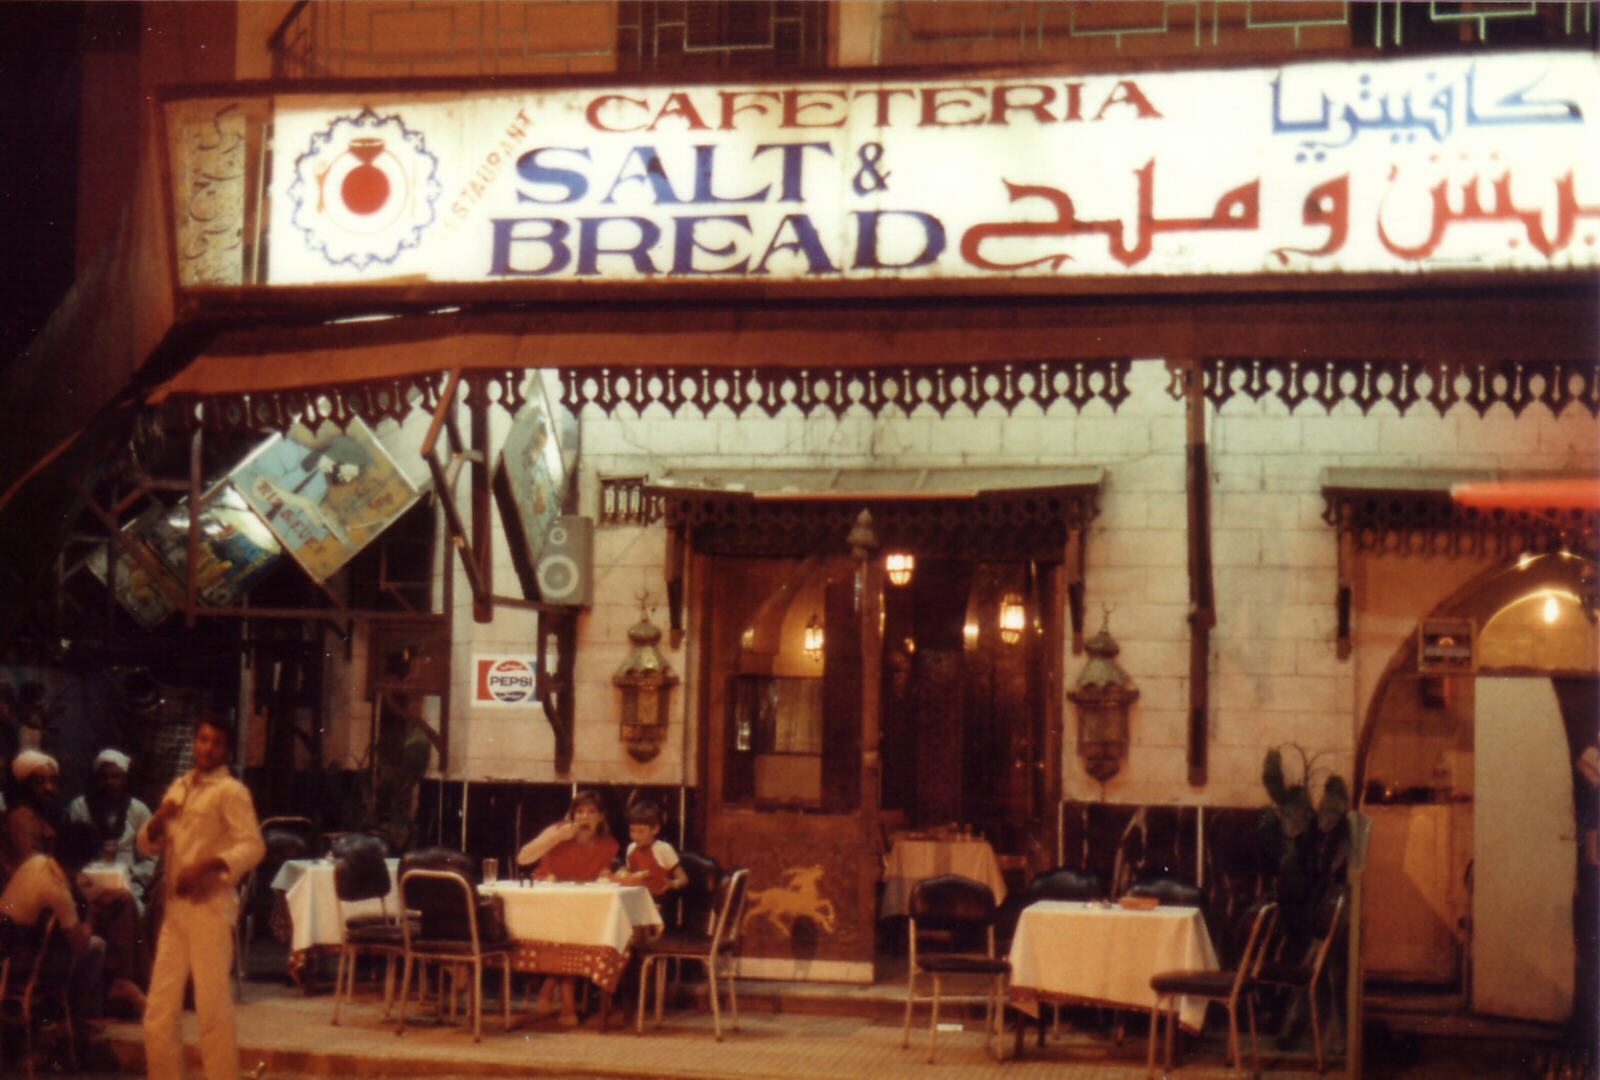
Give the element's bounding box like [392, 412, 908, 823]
[1067, 615, 1139, 783]
[614, 608, 679, 763]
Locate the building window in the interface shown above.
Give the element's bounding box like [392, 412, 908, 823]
[617, 1, 831, 74]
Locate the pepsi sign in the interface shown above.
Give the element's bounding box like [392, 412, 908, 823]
[474, 655, 538, 708]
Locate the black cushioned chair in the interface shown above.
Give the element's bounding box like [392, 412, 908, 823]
[395, 867, 511, 1042]
[329, 831, 390, 860]
[1027, 867, 1105, 903]
[674, 851, 722, 934]
[1147, 899, 1278, 1078]
[635, 867, 748, 1040]
[330, 835, 404, 1025]
[237, 815, 317, 998]
[901, 874, 1010, 1063]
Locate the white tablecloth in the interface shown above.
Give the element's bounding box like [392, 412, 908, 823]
[479, 881, 662, 992]
[271, 857, 402, 954]
[881, 838, 1007, 917]
[79, 861, 134, 899]
[1007, 900, 1219, 1032]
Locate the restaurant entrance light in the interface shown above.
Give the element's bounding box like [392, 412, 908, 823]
[804, 613, 824, 662]
[885, 551, 915, 587]
[998, 592, 1026, 645]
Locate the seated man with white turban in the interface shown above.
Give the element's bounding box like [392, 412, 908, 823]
[65, 749, 153, 1013]
[2, 750, 62, 880]
[66, 749, 155, 908]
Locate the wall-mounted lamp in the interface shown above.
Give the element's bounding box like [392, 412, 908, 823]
[885, 552, 916, 587]
[804, 614, 824, 662]
[613, 604, 679, 763]
[998, 592, 1027, 645]
[1067, 613, 1139, 783]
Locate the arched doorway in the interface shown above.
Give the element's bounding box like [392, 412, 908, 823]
[1357, 553, 1599, 1023]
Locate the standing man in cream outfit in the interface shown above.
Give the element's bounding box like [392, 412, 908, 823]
[139, 716, 264, 1080]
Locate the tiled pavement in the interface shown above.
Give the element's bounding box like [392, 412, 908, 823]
[93, 973, 1564, 1080]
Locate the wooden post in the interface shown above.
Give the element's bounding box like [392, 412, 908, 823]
[1182, 359, 1215, 787]
[468, 374, 492, 624]
[850, 510, 883, 855]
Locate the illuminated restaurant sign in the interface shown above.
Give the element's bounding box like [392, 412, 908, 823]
[264, 51, 1598, 286]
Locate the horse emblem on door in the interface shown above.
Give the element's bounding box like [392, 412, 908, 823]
[743, 865, 837, 936]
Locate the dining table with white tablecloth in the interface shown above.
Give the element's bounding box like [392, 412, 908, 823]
[477, 880, 662, 995]
[879, 835, 1008, 917]
[270, 856, 402, 987]
[1007, 899, 1220, 1035]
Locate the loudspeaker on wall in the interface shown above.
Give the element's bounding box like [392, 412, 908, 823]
[536, 515, 593, 607]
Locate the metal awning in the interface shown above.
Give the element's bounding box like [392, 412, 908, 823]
[650, 465, 1104, 500]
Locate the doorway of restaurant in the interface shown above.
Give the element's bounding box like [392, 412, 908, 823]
[697, 540, 1062, 982]
[1356, 553, 1598, 1027]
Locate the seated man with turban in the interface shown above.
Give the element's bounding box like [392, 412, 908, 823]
[2, 750, 62, 880]
[66, 749, 155, 908]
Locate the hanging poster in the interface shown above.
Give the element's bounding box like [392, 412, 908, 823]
[499, 375, 568, 567]
[140, 485, 283, 606]
[86, 513, 184, 628]
[230, 416, 421, 582]
[87, 487, 285, 625]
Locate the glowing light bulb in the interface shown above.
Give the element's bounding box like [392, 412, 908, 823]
[1543, 593, 1560, 624]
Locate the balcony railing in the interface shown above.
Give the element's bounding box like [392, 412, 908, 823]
[269, 1, 1595, 82]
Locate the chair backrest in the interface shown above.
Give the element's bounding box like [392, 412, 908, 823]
[910, 874, 999, 928]
[0, 912, 58, 1005]
[1125, 876, 1205, 908]
[329, 831, 390, 860]
[400, 867, 489, 945]
[710, 867, 750, 954]
[398, 845, 475, 883]
[909, 874, 998, 955]
[676, 850, 722, 934]
[1026, 867, 1104, 903]
[1236, 899, 1280, 982]
[261, 816, 317, 861]
[334, 842, 394, 906]
[1307, 887, 1349, 975]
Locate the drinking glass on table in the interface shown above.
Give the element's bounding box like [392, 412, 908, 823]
[483, 857, 499, 885]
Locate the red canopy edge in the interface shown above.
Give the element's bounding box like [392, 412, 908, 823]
[1451, 478, 1600, 510]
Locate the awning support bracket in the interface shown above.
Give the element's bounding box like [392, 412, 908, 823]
[421, 369, 493, 622]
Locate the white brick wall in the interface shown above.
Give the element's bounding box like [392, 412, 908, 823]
[421, 359, 1599, 814]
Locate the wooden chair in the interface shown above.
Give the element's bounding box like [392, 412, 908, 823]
[0, 913, 76, 1074]
[1147, 899, 1279, 1078]
[635, 867, 749, 1040]
[901, 874, 1010, 1063]
[395, 867, 512, 1042]
[330, 836, 404, 1025]
[1257, 888, 1348, 1072]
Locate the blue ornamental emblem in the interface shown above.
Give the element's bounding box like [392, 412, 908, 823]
[288, 109, 441, 270]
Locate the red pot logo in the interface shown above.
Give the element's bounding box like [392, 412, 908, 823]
[290, 109, 440, 270]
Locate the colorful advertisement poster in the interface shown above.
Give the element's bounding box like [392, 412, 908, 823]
[86, 514, 183, 628]
[499, 374, 568, 568]
[141, 485, 283, 606]
[230, 417, 421, 583]
[88, 487, 285, 625]
[472, 655, 540, 709]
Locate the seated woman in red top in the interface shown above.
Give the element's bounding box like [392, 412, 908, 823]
[514, 790, 619, 1025]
